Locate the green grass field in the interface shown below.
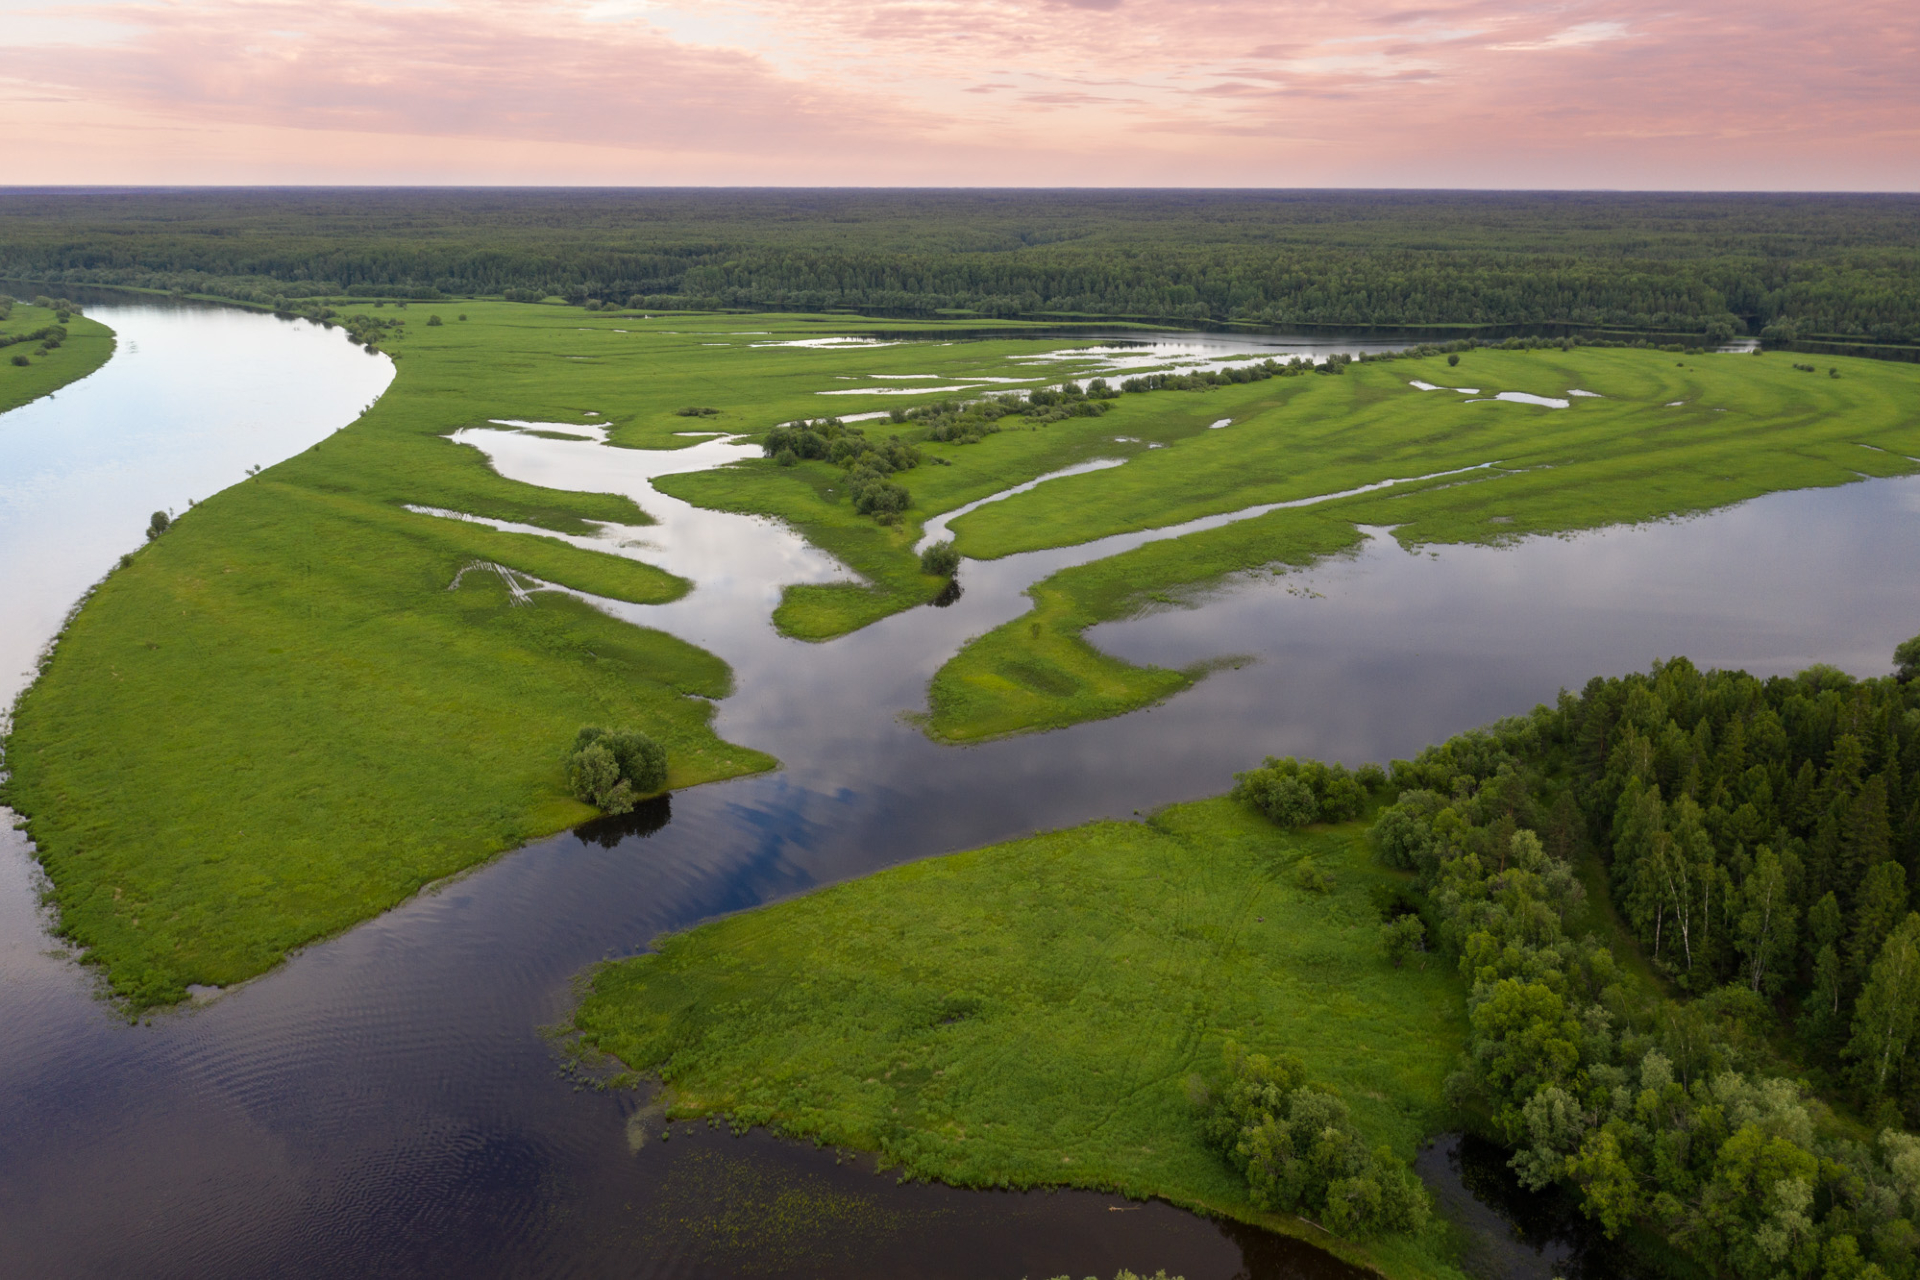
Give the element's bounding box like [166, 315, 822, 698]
[576, 798, 1468, 1279]
[925, 348, 1920, 739]
[0, 302, 1209, 1006]
[0, 302, 116, 413]
[14, 299, 1920, 1008]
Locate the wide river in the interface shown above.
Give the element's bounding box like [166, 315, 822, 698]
[4, 301, 1918, 1279]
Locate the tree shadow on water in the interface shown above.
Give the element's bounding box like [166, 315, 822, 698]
[573, 794, 672, 848]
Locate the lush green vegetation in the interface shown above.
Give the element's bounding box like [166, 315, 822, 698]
[0, 294, 115, 413]
[1368, 645, 1920, 1280]
[928, 345, 1920, 740]
[3, 300, 844, 1008]
[576, 797, 1469, 1278]
[577, 642, 1920, 1279]
[6, 190, 1920, 346]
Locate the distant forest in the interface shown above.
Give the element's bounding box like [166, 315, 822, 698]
[3, 189, 1918, 346]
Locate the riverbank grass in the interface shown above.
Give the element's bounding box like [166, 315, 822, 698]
[926, 348, 1920, 739]
[0, 302, 115, 414]
[576, 797, 1467, 1279]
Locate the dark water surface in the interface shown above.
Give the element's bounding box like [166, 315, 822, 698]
[4, 304, 1918, 1278]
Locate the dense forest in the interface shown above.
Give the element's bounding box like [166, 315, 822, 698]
[3, 189, 1918, 345]
[1338, 639, 1920, 1277]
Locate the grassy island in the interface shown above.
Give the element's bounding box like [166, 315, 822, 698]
[0, 296, 116, 414]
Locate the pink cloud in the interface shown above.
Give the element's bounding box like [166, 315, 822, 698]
[0, 0, 1914, 186]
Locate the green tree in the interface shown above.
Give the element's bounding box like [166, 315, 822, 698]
[920, 540, 960, 577]
[1738, 847, 1799, 993]
[1895, 632, 1920, 683]
[1849, 862, 1909, 983]
[1847, 914, 1920, 1095]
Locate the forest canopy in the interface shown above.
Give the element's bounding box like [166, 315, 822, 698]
[3, 189, 1918, 344]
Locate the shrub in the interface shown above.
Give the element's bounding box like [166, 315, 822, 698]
[1447, 354, 1460, 367]
[1232, 757, 1368, 828]
[426, 315, 443, 326]
[10, 354, 27, 367]
[145, 511, 171, 540]
[1202, 1049, 1430, 1237]
[1380, 915, 1425, 967]
[567, 725, 668, 813]
[1294, 859, 1335, 894]
[920, 540, 960, 577]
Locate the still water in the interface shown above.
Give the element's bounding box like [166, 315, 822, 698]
[3, 303, 1917, 1278]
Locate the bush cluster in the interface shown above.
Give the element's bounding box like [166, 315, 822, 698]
[566, 726, 668, 815]
[1230, 757, 1384, 828]
[1201, 1049, 1431, 1237]
[762, 418, 922, 523]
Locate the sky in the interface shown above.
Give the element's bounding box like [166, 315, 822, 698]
[3, 0, 1917, 189]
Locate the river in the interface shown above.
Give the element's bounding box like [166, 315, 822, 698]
[3, 301, 1917, 1279]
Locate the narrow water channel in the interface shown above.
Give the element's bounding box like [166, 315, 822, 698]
[2, 302, 1916, 1278]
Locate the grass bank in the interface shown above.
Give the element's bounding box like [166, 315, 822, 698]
[927, 347, 1920, 739]
[575, 797, 1469, 1280]
[0, 301, 115, 414]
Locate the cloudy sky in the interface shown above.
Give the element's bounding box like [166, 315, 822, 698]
[4, 0, 1916, 188]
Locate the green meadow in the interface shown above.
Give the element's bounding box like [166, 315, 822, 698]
[576, 798, 1468, 1280]
[12, 296, 1920, 1009]
[923, 348, 1920, 739]
[0, 302, 1231, 1006]
[0, 301, 116, 413]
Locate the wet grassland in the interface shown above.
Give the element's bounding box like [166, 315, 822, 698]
[920, 348, 1920, 740]
[576, 796, 1467, 1280]
[0, 304, 1222, 1006]
[0, 296, 116, 414]
[8, 302, 1919, 1019]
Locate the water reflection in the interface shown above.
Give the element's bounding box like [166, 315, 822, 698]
[2, 304, 1917, 1278]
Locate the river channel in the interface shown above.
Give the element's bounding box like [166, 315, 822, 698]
[4, 300, 1918, 1279]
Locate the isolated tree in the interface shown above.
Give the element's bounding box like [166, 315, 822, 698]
[920, 540, 960, 577]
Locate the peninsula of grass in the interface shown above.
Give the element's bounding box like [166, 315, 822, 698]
[575, 797, 1467, 1280]
[926, 347, 1920, 740]
[0, 301, 116, 414]
[0, 303, 1225, 1006]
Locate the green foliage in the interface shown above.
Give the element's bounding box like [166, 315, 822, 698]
[145, 510, 170, 540]
[576, 799, 1465, 1273]
[1896, 632, 1920, 682]
[1380, 915, 1426, 968]
[10, 190, 1920, 343]
[919, 540, 960, 577]
[3, 301, 801, 1008]
[0, 303, 114, 414]
[928, 347, 1920, 740]
[1233, 756, 1370, 828]
[568, 725, 670, 813]
[1202, 1048, 1430, 1237]
[1353, 641, 1920, 1279]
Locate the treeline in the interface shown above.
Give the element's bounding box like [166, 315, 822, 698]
[1331, 639, 1920, 1277]
[4, 189, 1918, 342]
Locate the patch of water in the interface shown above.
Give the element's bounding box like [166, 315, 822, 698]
[1462, 392, 1570, 408]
